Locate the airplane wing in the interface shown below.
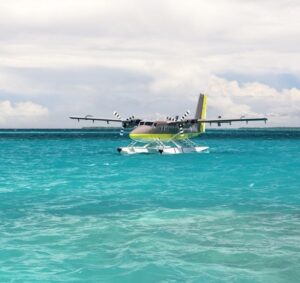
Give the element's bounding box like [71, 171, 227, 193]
[69, 115, 121, 123]
[168, 117, 267, 126]
[198, 117, 267, 125]
[69, 115, 142, 128]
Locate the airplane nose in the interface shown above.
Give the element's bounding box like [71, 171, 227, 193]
[129, 126, 145, 141]
[129, 128, 135, 139]
[129, 128, 138, 140]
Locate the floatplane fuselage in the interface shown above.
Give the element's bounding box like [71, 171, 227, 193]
[70, 94, 267, 154]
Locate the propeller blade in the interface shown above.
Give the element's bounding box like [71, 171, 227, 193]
[180, 110, 190, 121]
[113, 111, 124, 136]
[113, 111, 123, 120]
[179, 124, 184, 135]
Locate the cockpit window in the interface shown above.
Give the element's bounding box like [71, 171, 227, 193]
[139, 121, 154, 126]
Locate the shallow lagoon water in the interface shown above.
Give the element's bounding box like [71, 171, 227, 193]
[0, 129, 299, 282]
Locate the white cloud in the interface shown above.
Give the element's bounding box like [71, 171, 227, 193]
[0, 100, 49, 127]
[205, 76, 300, 126]
[149, 72, 300, 126]
[0, 0, 299, 127]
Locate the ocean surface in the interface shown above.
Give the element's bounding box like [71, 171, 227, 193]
[0, 128, 299, 283]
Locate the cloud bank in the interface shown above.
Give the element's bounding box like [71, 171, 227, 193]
[0, 0, 299, 127]
[0, 100, 48, 127]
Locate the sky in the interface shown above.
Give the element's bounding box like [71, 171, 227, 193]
[0, 0, 299, 128]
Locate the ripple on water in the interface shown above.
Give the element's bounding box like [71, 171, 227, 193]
[0, 130, 299, 282]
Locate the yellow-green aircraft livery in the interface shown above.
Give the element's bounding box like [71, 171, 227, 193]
[70, 94, 267, 154]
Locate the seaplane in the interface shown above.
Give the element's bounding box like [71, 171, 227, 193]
[70, 94, 267, 154]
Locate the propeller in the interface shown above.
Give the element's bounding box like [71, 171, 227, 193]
[113, 111, 122, 120]
[179, 124, 184, 135]
[113, 111, 124, 136]
[180, 110, 190, 121]
[178, 110, 190, 134]
[113, 112, 137, 136]
[126, 115, 135, 121]
[166, 115, 182, 122]
[166, 116, 176, 121]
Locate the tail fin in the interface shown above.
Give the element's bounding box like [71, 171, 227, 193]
[194, 93, 207, 133]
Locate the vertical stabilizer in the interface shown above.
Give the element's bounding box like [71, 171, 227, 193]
[195, 94, 207, 133]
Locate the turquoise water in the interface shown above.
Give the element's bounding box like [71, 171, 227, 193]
[0, 129, 299, 282]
